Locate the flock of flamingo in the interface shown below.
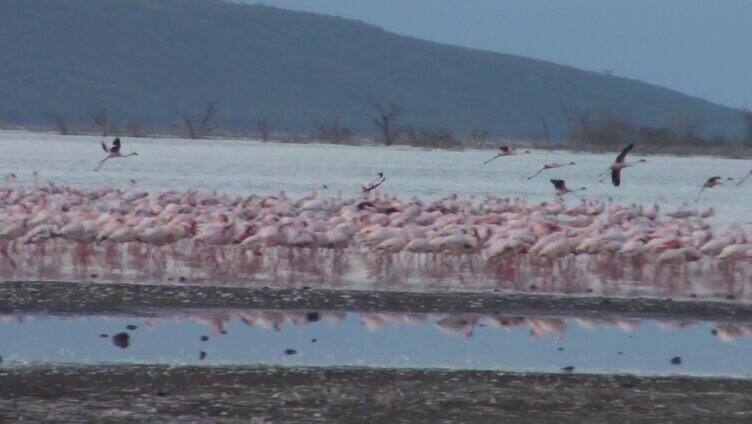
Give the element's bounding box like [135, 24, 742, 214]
[2, 137, 752, 289]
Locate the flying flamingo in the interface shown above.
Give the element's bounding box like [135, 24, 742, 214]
[696, 176, 723, 202]
[527, 162, 576, 180]
[362, 172, 386, 194]
[550, 179, 585, 197]
[598, 143, 646, 186]
[94, 137, 138, 171]
[483, 145, 530, 165]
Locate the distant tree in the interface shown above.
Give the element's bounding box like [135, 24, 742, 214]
[88, 105, 121, 136]
[126, 120, 147, 138]
[743, 109, 752, 146]
[257, 118, 271, 142]
[470, 129, 489, 144]
[404, 126, 462, 149]
[314, 119, 352, 144]
[49, 112, 70, 135]
[529, 115, 550, 143]
[367, 99, 401, 146]
[179, 101, 219, 139]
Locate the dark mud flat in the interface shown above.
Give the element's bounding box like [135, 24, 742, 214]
[3, 280, 752, 322]
[1, 365, 751, 423]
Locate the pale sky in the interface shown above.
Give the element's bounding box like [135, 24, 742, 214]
[254, 0, 752, 109]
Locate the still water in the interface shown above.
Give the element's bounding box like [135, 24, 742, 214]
[1, 309, 751, 377]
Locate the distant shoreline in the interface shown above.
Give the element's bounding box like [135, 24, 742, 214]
[4, 126, 752, 159]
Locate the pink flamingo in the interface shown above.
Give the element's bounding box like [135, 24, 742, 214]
[94, 137, 138, 171]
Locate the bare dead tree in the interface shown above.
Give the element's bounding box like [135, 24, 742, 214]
[742, 109, 752, 146]
[673, 113, 703, 138]
[126, 120, 147, 138]
[536, 115, 550, 142]
[89, 106, 120, 136]
[470, 129, 489, 144]
[367, 100, 401, 146]
[179, 101, 219, 139]
[314, 119, 352, 144]
[404, 126, 461, 148]
[257, 118, 271, 142]
[49, 112, 70, 135]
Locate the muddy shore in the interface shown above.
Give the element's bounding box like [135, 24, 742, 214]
[2, 280, 752, 322]
[1, 365, 750, 423]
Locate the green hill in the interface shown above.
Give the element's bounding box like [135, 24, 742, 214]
[0, 0, 745, 141]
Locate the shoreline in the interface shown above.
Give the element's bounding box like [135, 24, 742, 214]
[4, 127, 752, 160]
[3, 280, 752, 322]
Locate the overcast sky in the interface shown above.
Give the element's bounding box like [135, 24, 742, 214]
[254, 0, 752, 109]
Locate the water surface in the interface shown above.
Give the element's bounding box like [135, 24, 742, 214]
[2, 131, 750, 226]
[2, 309, 750, 377]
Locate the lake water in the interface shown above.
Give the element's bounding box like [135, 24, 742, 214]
[1, 309, 750, 377]
[2, 130, 751, 226]
[4, 131, 752, 378]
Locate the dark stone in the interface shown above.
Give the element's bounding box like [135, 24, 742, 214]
[670, 356, 682, 365]
[199, 351, 207, 361]
[585, 288, 594, 293]
[284, 349, 297, 355]
[689, 293, 697, 298]
[529, 285, 538, 291]
[601, 298, 611, 305]
[99, 334, 109, 338]
[618, 351, 623, 355]
[156, 391, 168, 397]
[311, 338, 317, 343]
[711, 329, 718, 336]
[112, 332, 130, 349]
[561, 366, 575, 373]
[90, 274, 98, 278]
[306, 312, 320, 322]
[200, 335, 209, 342]
[126, 324, 138, 331]
[557, 347, 564, 352]
[220, 330, 227, 335]
[726, 294, 736, 300]
[178, 276, 187, 283]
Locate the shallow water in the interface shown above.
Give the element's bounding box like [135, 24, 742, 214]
[1, 309, 751, 377]
[2, 130, 751, 226]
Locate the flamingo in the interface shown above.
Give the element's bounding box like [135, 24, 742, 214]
[526, 162, 576, 180]
[550, 179, 586, 197]
[598, 143, 647, 186]
[696, 176, 723, 202]
[362, 172, 386, 194]
[94, 137, 138, 171]
[483, 145, 530, 165]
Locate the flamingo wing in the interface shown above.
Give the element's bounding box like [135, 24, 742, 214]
[111, 137, 122, 154]
[101, 141, 109, 153]
[550, 179, 566, 190]
[611, 168, 622, 186]
[615, 142, 634, 163]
